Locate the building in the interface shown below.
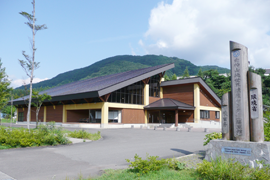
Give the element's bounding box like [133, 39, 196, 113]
[13, 63, 221, 127]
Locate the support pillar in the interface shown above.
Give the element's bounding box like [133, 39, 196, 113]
[194, 84, 200, 123]
[160, 77, 164, 98]
[62, 105, 67, 123]
[175, 110, 178, 127]
[101, 102, 108, 128]
[144, 84, 149, 105]
[16, 108, 19, 122]
[144, 110, 148, 124]
[44, 106, 47, 123]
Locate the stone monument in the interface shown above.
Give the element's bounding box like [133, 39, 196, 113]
[205, 41, 269, 167]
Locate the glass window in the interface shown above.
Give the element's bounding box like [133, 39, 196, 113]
[200, 110, 210, 119]
[108, 81, 144, 105]
[18, 112, 24, 122]
[215, 111, 220, 119]
[149, 74, 160, 97]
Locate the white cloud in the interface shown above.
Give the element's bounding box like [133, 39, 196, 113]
[140, 0, 270, 68]
[11, 77, 49, 88]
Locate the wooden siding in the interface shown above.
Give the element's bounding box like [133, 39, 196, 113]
[30, 106, 44, 122]
[163, 84, 194, 106]
[122, 109, 145, 124]
[46, 105, 63, 122]
[149, 97, 161, 104]
[67, 110, 89, 122]
[200, 89, 218, 107]
[178, 110, 194, 123]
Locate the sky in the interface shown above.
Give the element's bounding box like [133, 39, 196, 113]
[1, 0, 270, 88]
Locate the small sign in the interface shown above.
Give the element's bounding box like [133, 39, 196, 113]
[250, 88, 259, 119]
[221, 147, 251, 156]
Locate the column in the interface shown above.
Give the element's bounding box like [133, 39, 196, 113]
[194, 84, 200, 123]
[144, 84, 149, 105]
[144, 110, 148, 124]
[62, 105, 67, 123]
[175, 110, 178, 127]
[44, 106, 47, 123]
[101, 102, 108, 128]
[16, 108, 19, 122]
[160, 77, 164, 98]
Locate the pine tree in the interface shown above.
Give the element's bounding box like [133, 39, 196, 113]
[182, 67, 190, 79]
[171, 74, 177, 80]
[197, 68, 203, 78]
[164, 74, 170, 81]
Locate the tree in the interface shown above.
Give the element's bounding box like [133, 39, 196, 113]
[171, 74, 177, 80]
[0, 59, 12, 125]
[197, 68, 203, 78]
[182, 67, 190, 79]
[19, 0, 47, 129]
[164, 74, 170, 81]
[31, 90, 51, 128]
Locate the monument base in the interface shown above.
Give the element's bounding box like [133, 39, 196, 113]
[205, 140, 270, 168]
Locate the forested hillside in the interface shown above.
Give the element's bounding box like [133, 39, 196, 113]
[16, 55, 229, 90]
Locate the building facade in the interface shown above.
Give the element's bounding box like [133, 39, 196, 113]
[13, 63, 221, 127]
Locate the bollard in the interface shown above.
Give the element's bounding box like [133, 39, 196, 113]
[188, 127, 191, 132]
[140, 125, 143, 129]
[204, 128, 209, 133]
[163, 127, 166, 131]
[131, 125, 134, 129]
[147, 126, 150, 129]
[176, 127, 180, 131]
[154, 126, 157, 130]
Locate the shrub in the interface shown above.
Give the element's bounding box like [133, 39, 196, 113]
[126, 154, 186, 176]
[203, 132, 222, 146]
[197, 157, 270, 180]
[264, 111, 270, 141]
[68, 130, 101, 141]
[0, 122, 70, 149]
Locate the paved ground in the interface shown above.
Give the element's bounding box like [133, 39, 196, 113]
[0, 126, 220, 180]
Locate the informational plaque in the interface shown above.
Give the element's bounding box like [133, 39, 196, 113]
[221, 147, 251, 156]
[250, 89, 259, 119]
[231, 50, 243, 136]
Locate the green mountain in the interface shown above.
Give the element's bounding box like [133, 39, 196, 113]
[16, 55, 230, 90]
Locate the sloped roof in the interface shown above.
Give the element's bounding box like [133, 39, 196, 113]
[144, 98, 195, 110]
[12, 63, 175, 105]
[160, 77, 221, 106]
[265, 69, 270, 74]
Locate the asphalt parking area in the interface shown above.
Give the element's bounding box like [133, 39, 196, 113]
[0, 127, 220, 180]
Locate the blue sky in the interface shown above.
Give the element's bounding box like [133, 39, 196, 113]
[1, 0, 270, 88]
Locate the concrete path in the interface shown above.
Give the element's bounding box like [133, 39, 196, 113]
[0, 127, 220, 180]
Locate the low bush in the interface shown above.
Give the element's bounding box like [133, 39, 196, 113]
[126, 154, 186, 176]
[0, 122, 70, 149]
[264, 110, 270, 141]
[203, 132, 222, 146]
[197, 157, 270, 180]
[68, 130, 101, 141]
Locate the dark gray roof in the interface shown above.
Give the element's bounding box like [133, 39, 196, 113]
[12, 63, 174, 105]
[265, 69, 270, 74]
[144, 98, 195, 110]
[160, 77, 221, 106]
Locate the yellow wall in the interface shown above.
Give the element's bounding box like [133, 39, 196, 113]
[101, 102, 109, 126]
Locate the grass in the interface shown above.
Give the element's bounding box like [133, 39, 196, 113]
[71, 169, 200, 180]
[68, 130, 101, 141]
[0, 119, 16, 123]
